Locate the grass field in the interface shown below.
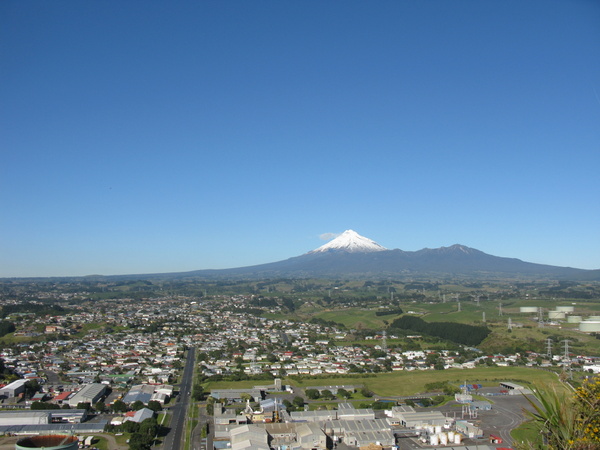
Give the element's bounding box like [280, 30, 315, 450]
[205, 367, 562, 397]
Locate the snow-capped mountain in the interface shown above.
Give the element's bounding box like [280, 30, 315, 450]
[310, 230, 387, 254]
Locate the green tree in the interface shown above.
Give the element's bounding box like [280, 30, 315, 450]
[131, 400, 145, 411]
[293, 396, 304, 408]
[305, 389, 320, 400]
[112, 399, 127, 413]
[94, 401, 106, 413]
[147, 400, 162, 412]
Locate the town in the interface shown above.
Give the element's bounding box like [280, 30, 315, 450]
[0, 278, 599, 449]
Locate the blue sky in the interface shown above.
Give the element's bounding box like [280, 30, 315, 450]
[1, 1, 599, 277]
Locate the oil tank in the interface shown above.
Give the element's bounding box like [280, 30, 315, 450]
[556, 306, 574, 312]
[567, 316, 582, 323]
[454, 433, 462, 444]
[16, 435, 78, 450]
[579, 321, 600, 333]
[589, 316, 600, 321]
[430, 434, 439, 446]
[548, 311, 566, 320]
[520, 307, 538, 313]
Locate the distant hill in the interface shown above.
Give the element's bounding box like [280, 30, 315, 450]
[5, 230, 599, 281]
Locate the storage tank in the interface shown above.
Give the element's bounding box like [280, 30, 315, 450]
[548, 311, 566, 320]
[589, 316, 600, 321]
[16, 435, 78, 450]
[430, 434, 439, 446]
[567, 316, 582, 323]
[440, 432, 448, 445]
[520, 307, 538, 313]
[579, 321, 600, 333]
[454, 433, 462, 444]
[434, 425, 442, 434]
[556, 306, 575, 312]
[448, 431, 455, 441]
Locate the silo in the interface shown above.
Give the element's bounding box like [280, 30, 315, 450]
[16, 435, 78, 450]
[579, 321, 600, 333]
[520, 307, 538, 313]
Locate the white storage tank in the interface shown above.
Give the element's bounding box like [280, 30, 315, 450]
[435, 425, 442, 434]
[579, 321, 600, 333]
[430, 434, 439, 446]
[440, 432, 448, 445]
[520, 307, 538, 313]
[448, 431, 455, 441]
[567, 316, 582, 323]
[548, 311, 566, 320]
[556, 306, 575, 312]
[589, 316, 600, 321]
[454, 433, 462, 444]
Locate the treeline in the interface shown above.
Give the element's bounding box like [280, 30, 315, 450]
[0, 321, 15, 338]
[1, 303, 67, 318]
[389, 316, 490, 346]
[375, 308, 403, 316]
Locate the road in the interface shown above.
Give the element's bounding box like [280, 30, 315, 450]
[160, 346, 196, 450]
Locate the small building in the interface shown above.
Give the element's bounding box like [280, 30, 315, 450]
[125, 407, 154, 424]
[0, 379, 27, 399]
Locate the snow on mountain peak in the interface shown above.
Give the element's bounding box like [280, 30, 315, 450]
[310, 230, 387, 254]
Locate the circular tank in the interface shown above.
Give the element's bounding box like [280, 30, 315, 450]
[556, 306, 575, 312]
[448, 431, 455, 441]
[588, 316, 600, 321]
[548, 311, 566, 320]
[454, 433, 462, 444]
[520, 307, 538, 313]
[579, 321, 600, 333]
[430, 434, 439, 446]
[567, 316, 582, 323]
[16, 435, 78, 450]
[440, 432, 448, 445]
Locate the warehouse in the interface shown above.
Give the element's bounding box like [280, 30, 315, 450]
[0, 379, 27, 399]
[67, 383, 106, 407]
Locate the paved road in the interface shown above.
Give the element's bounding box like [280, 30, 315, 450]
[160, 346, 196, 450]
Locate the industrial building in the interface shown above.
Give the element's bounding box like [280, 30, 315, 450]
[67, 383, 106, 407]
[0, 379, 27, 399]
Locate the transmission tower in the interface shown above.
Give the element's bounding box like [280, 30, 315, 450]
[382, 331, 387, 354]
[538, 307, 544, 328]
[498, 303, 503, 316]
[457, 301, 461, 312]
[482, 312, 486, 323]
[508, 317, 512, 330]
[545, 338, 553, 358]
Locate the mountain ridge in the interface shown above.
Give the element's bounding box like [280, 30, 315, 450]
[3, 231, 599, 281]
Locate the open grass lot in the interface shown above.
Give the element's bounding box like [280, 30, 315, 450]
[205, 367, 562, 397]
[315, 308, 394, 330]
[511, 420, 543, 448]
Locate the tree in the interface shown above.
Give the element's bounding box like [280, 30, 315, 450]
[147, 400, 162, 412]
[76, 402, 91, 411]
[360, 387, 374, 398]
[337, 388, 352, 399]
[305, 389, 320, 400]
[112, 399, 127, 413]
[292, 396, 305, 408]
[94, 401, 106, 413]
[320, 389, 334, 400]
[131, 400, 145, 411]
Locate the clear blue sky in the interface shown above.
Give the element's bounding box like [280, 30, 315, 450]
[1, 1, 599, 277]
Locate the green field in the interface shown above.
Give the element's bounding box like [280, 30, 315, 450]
[205, 367, 562, 397]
